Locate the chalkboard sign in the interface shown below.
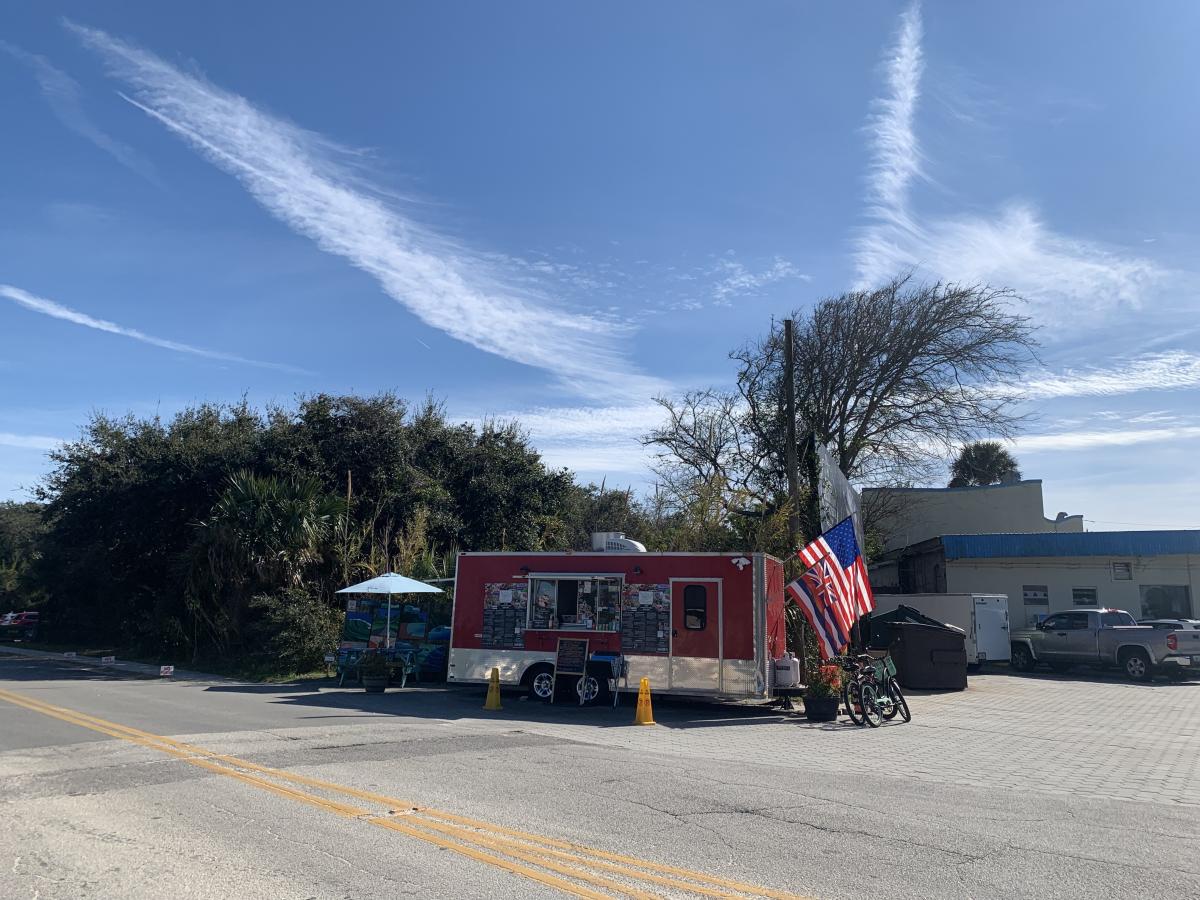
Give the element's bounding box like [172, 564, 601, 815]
[554, 638, 589, 676]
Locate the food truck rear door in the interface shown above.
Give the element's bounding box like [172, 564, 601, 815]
[669, 579, 722, 692]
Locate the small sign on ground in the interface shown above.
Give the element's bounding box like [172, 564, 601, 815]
[100, 656, 116, 665]
[160, 665, 175, 677]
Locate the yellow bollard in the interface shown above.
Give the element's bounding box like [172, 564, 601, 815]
[632, 676, 656, 725]
[483, 667, 503, 711]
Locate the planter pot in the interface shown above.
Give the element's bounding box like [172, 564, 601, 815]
[361, 675, 388, 693]
[804, 694, 840, 722]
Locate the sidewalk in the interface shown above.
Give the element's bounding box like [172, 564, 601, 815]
[0, 644, 235, 683]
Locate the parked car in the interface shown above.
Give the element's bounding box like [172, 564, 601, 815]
[1139, 618, 1200, 631]
[1010, 608, 1200, 681]
[0, 610, 39, 641]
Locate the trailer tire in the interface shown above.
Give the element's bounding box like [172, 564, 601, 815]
[523, 664, 556, 702]
[1120, 648, 1152, 683]
[1010, 644, 1035, 672]
[575, 674, 602, 705]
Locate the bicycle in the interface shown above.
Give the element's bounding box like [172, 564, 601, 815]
[859, 654, 911, 726]
[834, 654, 868, 727]
[836, 653, 911, 727]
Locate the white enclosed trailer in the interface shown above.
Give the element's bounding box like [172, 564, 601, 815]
[872, 593, 1011, 666]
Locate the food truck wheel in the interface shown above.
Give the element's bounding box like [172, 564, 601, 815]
[576, 671, 611, 706]
[524, 665, 556, 701]
[576, 675, 601, 704]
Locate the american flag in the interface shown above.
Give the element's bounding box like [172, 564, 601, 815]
[786, 516, 875, 659]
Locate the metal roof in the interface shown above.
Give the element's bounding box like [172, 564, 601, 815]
[865, 479, 1042, 494]
[942, 531, 1200, 560]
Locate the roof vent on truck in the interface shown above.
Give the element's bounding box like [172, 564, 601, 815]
[590, 531, 648, 552]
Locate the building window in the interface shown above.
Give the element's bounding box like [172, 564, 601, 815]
[1072, 587, 1099, 606]
[1111, 562, 1132, 581]
[529, 577, 622, 631]
[1139, 585, 1193, 619]
[1022, 585, 1049, 605]
[1022, 585, 1050, 626]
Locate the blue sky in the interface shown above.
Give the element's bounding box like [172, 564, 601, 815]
[3, 1, 1200, 529]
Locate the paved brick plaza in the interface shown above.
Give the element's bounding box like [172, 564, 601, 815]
[455, 671, 1200, 808]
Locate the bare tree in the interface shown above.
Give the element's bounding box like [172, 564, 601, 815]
[645, 275, 1037, 543]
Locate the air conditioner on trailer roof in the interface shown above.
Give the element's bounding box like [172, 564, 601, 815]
[590, 531, 648, 553]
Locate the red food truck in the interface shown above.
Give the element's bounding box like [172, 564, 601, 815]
[447, 533, 788, 702]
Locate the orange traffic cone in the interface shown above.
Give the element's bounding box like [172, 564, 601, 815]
[632, 677, 656, 725]
[483, 667, 503, 711]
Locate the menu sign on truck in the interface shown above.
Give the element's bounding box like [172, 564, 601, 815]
[482, 582, 528, 649]
[620, 584, 670, 654]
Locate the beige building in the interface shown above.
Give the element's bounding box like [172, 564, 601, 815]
[865, 480, 1083, 553]
[870, 531, 1199, 628]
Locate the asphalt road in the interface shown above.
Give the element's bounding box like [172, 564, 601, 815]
[2, 652, 1198, 899]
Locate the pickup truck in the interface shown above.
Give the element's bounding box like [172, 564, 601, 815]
[1010, 608, 1200, 681]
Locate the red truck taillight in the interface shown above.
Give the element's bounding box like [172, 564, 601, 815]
[1167, 633, 1178, 651]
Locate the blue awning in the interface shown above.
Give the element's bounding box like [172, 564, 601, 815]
[942, 531, 1200, 560]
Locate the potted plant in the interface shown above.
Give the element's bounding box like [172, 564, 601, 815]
[803, 663, 842, 722]
[360, 651, 390, 693]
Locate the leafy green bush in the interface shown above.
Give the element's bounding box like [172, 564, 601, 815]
[247, 588, 341, 673]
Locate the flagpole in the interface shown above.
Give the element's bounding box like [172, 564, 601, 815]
[782, 318, 809, 681]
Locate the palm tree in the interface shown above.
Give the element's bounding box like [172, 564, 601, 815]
[186, 471, 345, 650]
[948, 441, 1021, 487]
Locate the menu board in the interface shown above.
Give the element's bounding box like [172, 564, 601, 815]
[554, 638, 590, 676]
[482, 582, 528, 649]
[620, 583, 670, 655]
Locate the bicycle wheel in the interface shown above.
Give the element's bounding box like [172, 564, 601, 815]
[860, 683, 883, 728]
[842, 678, 865, 726]
[887, 679, 911, 723]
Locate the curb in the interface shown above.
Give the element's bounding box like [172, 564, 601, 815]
[0, 645, 237, 684]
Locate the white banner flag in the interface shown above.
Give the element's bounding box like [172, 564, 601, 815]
[815, 442, 866, 557]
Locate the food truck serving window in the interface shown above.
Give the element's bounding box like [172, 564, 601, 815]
[529, 576, 621, 631]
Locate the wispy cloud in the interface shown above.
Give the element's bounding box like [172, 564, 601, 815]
[856, 3, 1162, 321]
[0, 284, 305, 373]
[864, 2, 924, 230]
[710, 257, 810, 306]
[67, 22, 662, 401]
[0, 40, 161, 186]
[484, 401, 665, 478]
[0, 432, 63, 451]
[1015, 425, 1200, 453]
[1021, 351, 1200, 399]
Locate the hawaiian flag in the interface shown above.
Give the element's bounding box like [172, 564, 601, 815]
[786, 516, 876, 659]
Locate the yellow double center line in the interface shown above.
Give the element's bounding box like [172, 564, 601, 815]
[0, 687, 811, 900]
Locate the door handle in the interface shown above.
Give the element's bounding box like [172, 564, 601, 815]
[672, 629, 678, 638]
[1055, 632, 1067, 636]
